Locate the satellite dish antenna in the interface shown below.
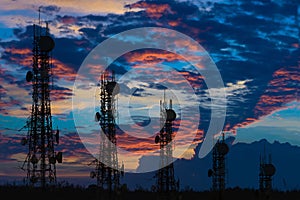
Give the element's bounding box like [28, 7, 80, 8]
[39, 35, 55, 52]
[26, 71, 33, 82]
[166, 109, 176, 121]
[90, 171, 96, 178]
[217, 142, 229, 155]
[95, 112, 101, 122]
[263, 163, 276, 176]
[208, 169, 214, 177]
[56, 152, 63, 163]
[155, 135, 160, 144]
[105, 81, 120, 95]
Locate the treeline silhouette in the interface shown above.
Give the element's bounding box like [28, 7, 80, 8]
[1, 183, 300, 200]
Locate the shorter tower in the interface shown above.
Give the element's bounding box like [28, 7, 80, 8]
[259, 153, 276, 193]
[208, 132, 229, 192]
[90, 70, 124, 199]
[154, 94, 179, 199]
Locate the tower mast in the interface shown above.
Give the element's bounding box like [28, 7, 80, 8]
[21, 13, 62, 187]
[91, 70, 124, 199]
[154, 93, 179, 199]
[208, 132, 229, 193]
[259, 147, 276, 194]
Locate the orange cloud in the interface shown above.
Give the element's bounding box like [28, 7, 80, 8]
[124, 48, 207, 72]
[51, 87, 73, 101]
[4, 47, 77, 83]
[223, 65, 299, 134]
[129, 2, 173, 18]
[168, 20, 179, 27]
[4, 48, 32, 67]
[125, 50, 184, 64]
[58, 16, 78, 25]
[5, 48, 31, 55]
[254, 66, 299, 118]
[52, 59, 77, 81]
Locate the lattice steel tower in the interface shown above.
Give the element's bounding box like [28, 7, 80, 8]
[20, 18, 62, 187]
[259, 152, 276, 193]
[154, 94, 179, 199]
[208, 132, 229, 192]
[90, 70, 124, 196]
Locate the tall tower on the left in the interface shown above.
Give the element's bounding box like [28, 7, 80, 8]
[20, 14, 62, 188]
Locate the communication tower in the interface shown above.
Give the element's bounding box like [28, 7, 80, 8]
[154, 93, 179, 199]
[259, 152, 276, 193]
[208, 132, 229, 192]
[90, 70, 124, 198]
[20, 14, 62, 187]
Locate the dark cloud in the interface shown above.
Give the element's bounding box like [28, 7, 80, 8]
[131, 88, 153, 97]
[52, 85, 73, 101]
[39, 5, 61, 16]
[0, 133, 23, 161]
[240, 1, 297, 17]
[148, 83, 168, 90]
[0, 25, 86, 74]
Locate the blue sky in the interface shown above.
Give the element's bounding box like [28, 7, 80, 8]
[235, 101, 300, 145]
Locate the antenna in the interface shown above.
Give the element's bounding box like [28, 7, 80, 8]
[20, 12, 62, 188]
[154, 91, 179, 199]
[38, 7, 41, 25]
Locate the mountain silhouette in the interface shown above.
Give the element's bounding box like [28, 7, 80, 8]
[123, 138, 300, 191]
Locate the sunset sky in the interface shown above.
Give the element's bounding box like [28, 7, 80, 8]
[0, 0, 299, 189]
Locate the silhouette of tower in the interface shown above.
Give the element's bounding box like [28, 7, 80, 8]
[208, 132, 229, 192]
[154, 93, 179, 199]
[259, 151, 276, 193]
[90, 70, 124, 198]
[20, 15, 62, 188]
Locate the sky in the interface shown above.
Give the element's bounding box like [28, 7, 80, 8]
[0, 0, 299, 189]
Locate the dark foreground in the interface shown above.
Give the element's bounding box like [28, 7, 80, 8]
[1, 185, 299, 200]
